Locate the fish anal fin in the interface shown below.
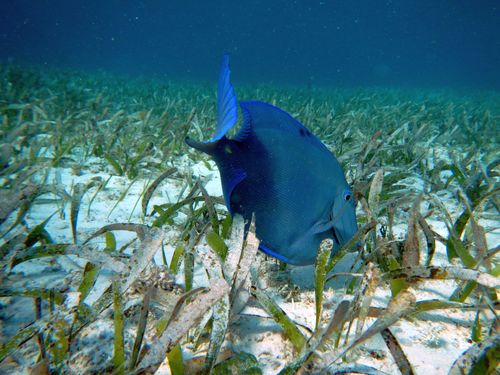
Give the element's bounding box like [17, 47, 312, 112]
[221, 166, 247, 214]
[259, 243, 294, 264]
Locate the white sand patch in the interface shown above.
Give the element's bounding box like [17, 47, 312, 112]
[1, 145, 498, 375]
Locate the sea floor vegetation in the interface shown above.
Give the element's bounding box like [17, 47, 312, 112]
[0, 64, 498, 374]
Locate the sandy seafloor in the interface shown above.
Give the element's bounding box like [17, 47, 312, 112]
[0, 71, 499, 374]
[1, 151, 498, 374]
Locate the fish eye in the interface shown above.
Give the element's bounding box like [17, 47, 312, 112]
[343, 190, 352, 202]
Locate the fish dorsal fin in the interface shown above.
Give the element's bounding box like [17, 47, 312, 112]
[232, 101, 254, 142]
[236, 101, 332, 154]
[209, 54, 238, 142]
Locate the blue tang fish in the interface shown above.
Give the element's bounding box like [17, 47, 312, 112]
[186, 55, 358, 265]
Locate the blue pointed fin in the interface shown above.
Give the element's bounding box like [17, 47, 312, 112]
[185, 137, 218, 154]
[210, 54, 238, 142]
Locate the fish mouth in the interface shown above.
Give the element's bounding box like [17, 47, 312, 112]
[333, 227, 363, 252]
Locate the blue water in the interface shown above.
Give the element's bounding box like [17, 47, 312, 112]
[1, 1, 499, 89]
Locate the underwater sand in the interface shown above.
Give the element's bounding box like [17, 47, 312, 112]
[0, 66, 499, 374]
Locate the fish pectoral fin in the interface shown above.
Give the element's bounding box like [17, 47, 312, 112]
[312, 219, 342, 246]
[311, 218, 334, 234]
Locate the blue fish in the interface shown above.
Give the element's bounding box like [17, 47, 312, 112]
[186, 55, 358, 265]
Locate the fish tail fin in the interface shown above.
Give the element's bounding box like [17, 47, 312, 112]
[185, 137, 218, 155]
[213, 54, 237, 141]
[185, 55, 238, 152]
